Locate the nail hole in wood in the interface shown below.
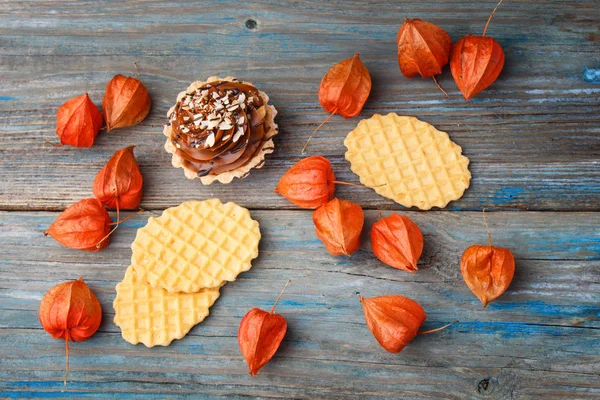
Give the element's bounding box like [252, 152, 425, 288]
[477, 377, 498, 395]
[478, 378, 490, 392]
[245, 19, 257, 30]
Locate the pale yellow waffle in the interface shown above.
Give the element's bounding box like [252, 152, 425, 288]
[131, 199, 261, 293]
[344, 114, 471, 210]
[113, 266, 221, 347]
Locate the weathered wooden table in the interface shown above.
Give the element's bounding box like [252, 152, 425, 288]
[1, 1, 599, 399]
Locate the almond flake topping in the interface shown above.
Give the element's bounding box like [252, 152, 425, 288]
[219, 121, 232, 130]
[205, 133, 215, 148]
[233, 127, 244, 143]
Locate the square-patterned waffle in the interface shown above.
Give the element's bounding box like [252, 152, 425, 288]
[113, 266, 221, 347]
[131, 199, 261, 293]
[344, 113, 471, 210]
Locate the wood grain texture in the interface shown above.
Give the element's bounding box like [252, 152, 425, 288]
[1, 0, 599, 398]
[0, 0, 599, 211]
[1, 211, 599, 399]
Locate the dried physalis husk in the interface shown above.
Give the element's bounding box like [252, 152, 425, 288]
[371, 214, 423, 273]
[318, 53, 372, 118]
[450, 0, 505, 100]
[275, 156, 371, 209]
[312, 198, 364, 256]
[102, 74, 151, 131]
[93, 145, 143, 211]
[92, 145, 143, 249]
[360, 295, 458, 353]
[275, 156, 336, 209]
[460, 212, 515, 307]
[239, 281, 290, 376]
[461, 245, 515, 307]
[396, 18, 452, 95]
[302, 53, 371, 153]
[360, 295, 425, 353]
[55, 93, 103, 147]
[39, 277, 102, 384]
[44, 198, 112, 252]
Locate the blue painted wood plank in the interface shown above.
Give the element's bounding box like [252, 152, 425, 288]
[0, 1, 599, 211]
[0, 210, 598, 398]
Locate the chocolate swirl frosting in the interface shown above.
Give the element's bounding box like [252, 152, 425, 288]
[169, 80, 268, 177]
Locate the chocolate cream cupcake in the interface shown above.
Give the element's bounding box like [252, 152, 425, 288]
[164, 76, 278, 184]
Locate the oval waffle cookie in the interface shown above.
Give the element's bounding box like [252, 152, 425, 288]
[131, 199, 261, 293]
[344, 113, 471, 210]
[113, 266, 221, 347]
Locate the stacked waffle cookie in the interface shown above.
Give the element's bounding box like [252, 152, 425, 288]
[113, 199, 261, 347]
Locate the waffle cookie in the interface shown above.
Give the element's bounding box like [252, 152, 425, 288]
[113, 266, 221, 347]
[344, 114, 471, 210]
[131, 199, 261, 293]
